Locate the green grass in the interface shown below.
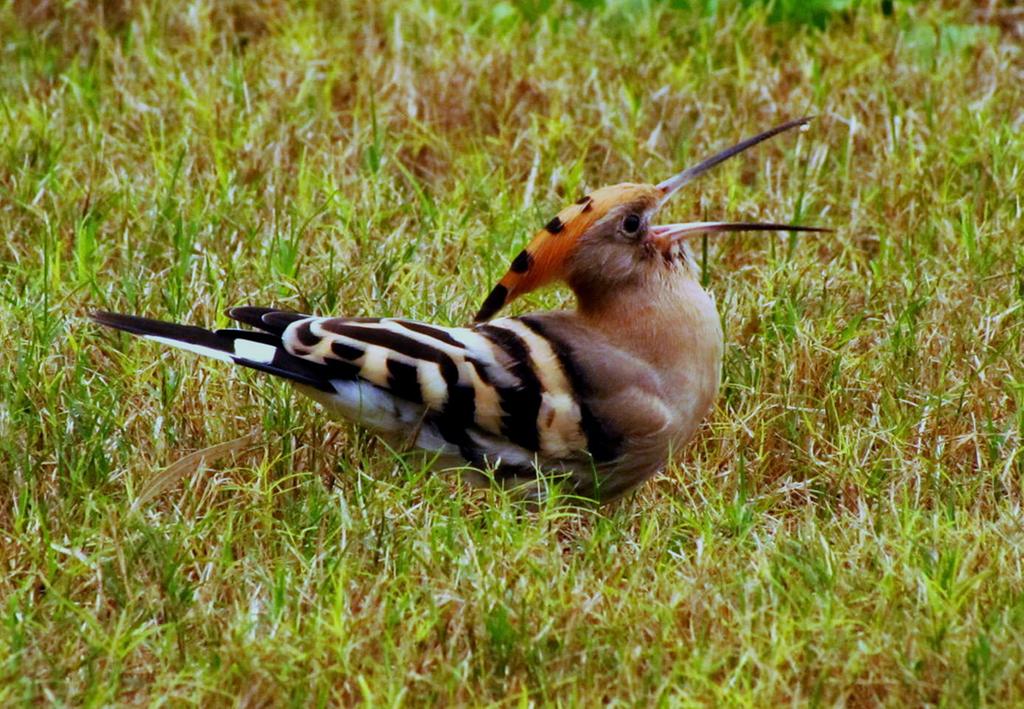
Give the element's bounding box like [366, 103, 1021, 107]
[2, 0, 1023, 704]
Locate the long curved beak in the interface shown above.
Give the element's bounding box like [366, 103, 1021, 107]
[651, 117, 829, 248]
[656, 116, 813, 206]
[649, 221, 832, 250]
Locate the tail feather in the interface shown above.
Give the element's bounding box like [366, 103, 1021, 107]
[90, 311, 333, 392]
[91, 311, 226, 351]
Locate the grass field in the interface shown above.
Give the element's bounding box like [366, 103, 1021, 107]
[2, 0, 1023, 704]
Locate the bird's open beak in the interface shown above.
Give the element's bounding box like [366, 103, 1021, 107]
[650, 221, 830, 249]
[649, 116, 829, 250]
[655, 116, 812, 205]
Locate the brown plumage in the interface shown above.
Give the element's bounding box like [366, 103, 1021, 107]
[90, 118, 828, 503]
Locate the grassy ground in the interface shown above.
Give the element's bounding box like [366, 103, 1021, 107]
[2, 0, 1023, 704]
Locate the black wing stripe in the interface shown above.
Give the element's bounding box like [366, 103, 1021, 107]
[330, 340, 364, 361]
[476, 325, 542, 453]
[386, 359, 422, 404]
[396, 320, 467, 349]
[520, 316, 623, 463]
[294, 320, 321, 347]
[434, 384, 476, 449]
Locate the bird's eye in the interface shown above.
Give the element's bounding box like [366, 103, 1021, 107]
[623, 214, 642, 233]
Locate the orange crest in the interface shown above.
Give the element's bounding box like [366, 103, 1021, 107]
[474, 183, 660, 321]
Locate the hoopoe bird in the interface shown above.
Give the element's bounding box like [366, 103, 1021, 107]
[92, 117, 825, 503]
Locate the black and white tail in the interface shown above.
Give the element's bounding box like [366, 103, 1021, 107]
[90, 308, 334, 392]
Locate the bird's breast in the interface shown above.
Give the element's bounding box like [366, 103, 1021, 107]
[664, 285, 723, 446]
[585, 276, 723, 449]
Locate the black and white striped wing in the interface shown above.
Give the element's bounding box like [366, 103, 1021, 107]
[92, 307, 631, 477]
[262, 311, 626, 470]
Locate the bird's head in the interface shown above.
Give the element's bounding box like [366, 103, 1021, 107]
[474, 117, 828, 322]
